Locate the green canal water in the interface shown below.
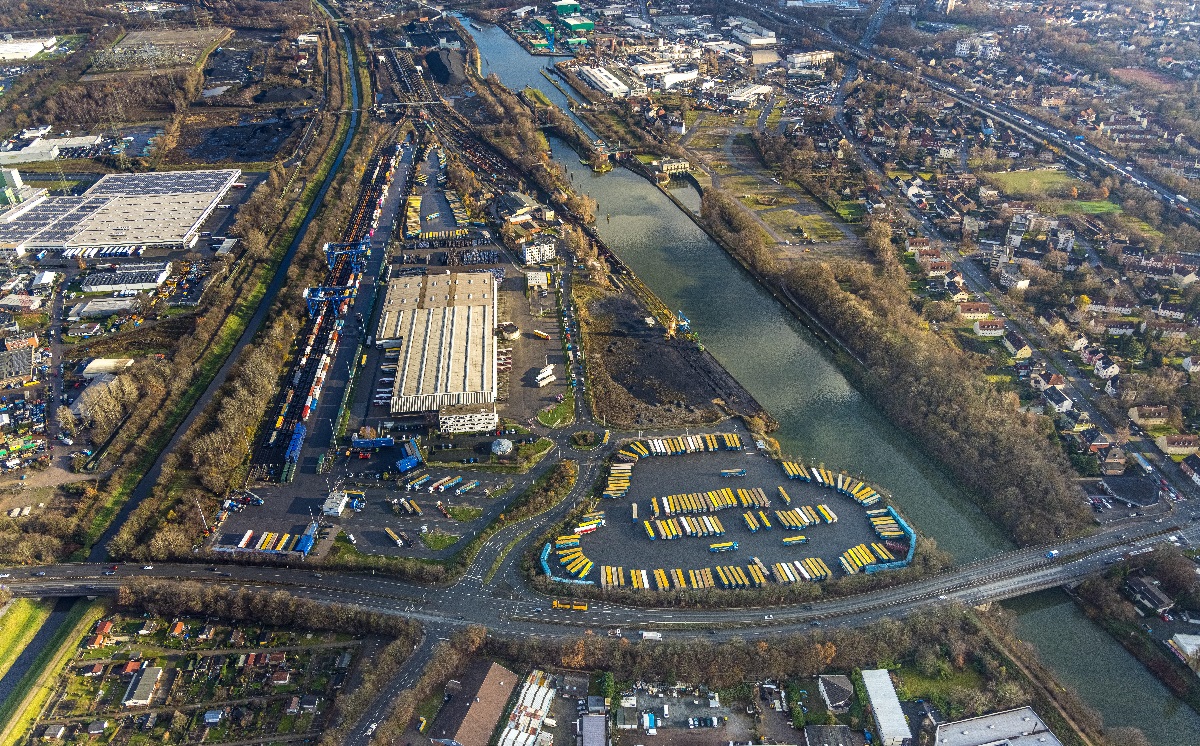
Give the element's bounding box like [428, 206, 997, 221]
[467, 21, 1200, 743]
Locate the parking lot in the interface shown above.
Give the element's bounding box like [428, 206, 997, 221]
[571, 448, 888, 578]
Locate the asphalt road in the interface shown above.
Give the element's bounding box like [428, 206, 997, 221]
[6, 508, 1198, 643]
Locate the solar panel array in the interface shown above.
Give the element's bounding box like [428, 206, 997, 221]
[0, 169, 240, 251]
[87, 169, 240, 197]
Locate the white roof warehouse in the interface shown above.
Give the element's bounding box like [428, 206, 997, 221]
[861, 669, 912, 746]
[376, 271, 497, 414]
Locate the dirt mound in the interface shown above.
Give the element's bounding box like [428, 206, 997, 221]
[580, 287, 770, 429]
[254, 86, 317, 104]
[424, 50, 466, 87]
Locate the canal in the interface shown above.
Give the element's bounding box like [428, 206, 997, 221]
[465, 22, 1200, 743]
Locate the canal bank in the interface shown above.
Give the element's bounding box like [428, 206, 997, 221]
[464, 21, 1200, 743]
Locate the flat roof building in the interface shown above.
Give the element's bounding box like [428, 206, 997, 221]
[580, 713, 607, 746]
[934, 707, 1063, 746]
[81, 261, 171, 293]
[578, 66, 631, 98]
[0, 169, 239, 253]
[861, 669, 911, 746]
[376, 272, 497, 415]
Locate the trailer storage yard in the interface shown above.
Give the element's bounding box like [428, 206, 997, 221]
[542, 436, 915, 589]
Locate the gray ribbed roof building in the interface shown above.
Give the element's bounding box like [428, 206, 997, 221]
[376, 271, 497, 414]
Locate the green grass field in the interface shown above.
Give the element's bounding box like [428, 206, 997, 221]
[0, 600, 53, 681]
[798, 214, 844, 241]
[448, 506, 483, 522]
[986, 169, 1078, 198]
[420, 530, 461, 550]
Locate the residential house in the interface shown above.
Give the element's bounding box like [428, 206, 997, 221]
[958, 302, 991, 320]
[300, 694, 320, 713]
[1060, 408, 1091, 432]
[926, 260, 952, 278]
[1183, 356, 1200, 373]
[203, 710, 223, 726]
[1130, 405, 1169, 426]
[973, 319, 1005, 337]
[42, 724, 66, 740]
[86, 722, 107, 737]
[1104, 320, 1137, 336]
[1043, 386, 1072, 413]
[1155, 302, 1187, 321]
[1003, 331, 1032, 358]
[1156, 434, 1199, 456]
[998, 261, 1029, 290]
[286, 696, 301, 715]
[1078, 427, 1112, 452]
[85, 634, 107, 650]
[1093, 355, 1120, 379]
[817, 675, 855, 714]
[270, 671, 292, 686]
[1180, 453, 1200, 487]
[1126, 576, 1174, 614]
[168, 621, 185, 638]
[1105, 376, 1121, 398]
[120, 661, 142, 676]
[1102, 448, 1127, 476]
[1030, 372, 1065, 391]
[82, 663, 104, 677]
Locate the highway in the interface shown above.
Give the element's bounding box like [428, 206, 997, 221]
[5, 508, 1198, 641]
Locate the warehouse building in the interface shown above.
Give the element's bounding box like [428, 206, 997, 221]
[578, 66, 630, 98]
[377, 272, 498, 429]
[861, 669, 911, 746]
[0, 168, 239, 254]
[0, 37, 57, 61]
[81, 261, 171, 293]
[934, 707, 1063, 746]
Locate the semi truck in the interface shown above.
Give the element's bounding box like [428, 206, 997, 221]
[641, 631, 663, 641]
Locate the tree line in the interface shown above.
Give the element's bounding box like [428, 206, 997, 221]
[697, 186, 1088, 545]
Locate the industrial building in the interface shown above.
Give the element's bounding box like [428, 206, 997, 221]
[0, 168, 240, 254]
[578, 66, 631, 98]
[439, 404, 499, 435]
[69, 297, 139, 320]
[934, 707, 1063, 746]
[0, 37, 56, 61]
[861, 669, 912, 746]
[429, 661, 518, 746]
[81, 261, 172, 293]
[377, 272, 498, 426]
[0, 347, 34, 386]
[788, 50, 835, 67]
